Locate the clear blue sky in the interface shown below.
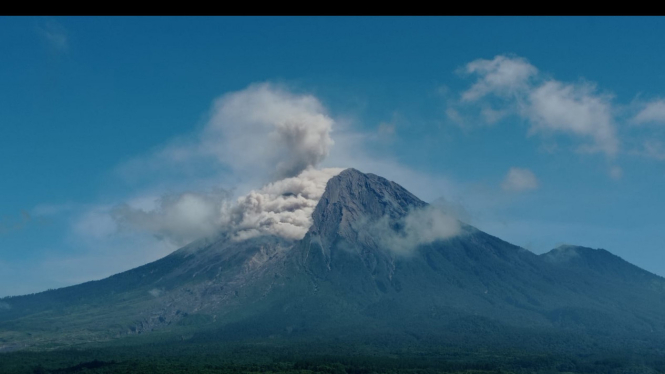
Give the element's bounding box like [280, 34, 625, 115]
[2, 16, 665, 297]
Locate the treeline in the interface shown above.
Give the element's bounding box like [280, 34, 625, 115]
[2, 342, 665, 374]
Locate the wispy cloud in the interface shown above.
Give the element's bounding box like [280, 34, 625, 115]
[456, 55, 619, 158]
[501, 167, 539, 192]
[525, 80, 618, 156]
[609, 166, 623, 180]
[460, 55, 538, 102]
[38, 19, 68, 52]
[112, 189, 232, 246]
[369, 206, 461, 256]
[72, 205, 118, 240]
[632, 99, 665, 125]
[641, 140, 665, 160]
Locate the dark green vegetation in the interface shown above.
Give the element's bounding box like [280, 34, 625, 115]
[3, 337, 665, 374]
[2, 169, 665, 372]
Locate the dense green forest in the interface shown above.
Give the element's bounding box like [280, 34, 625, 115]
[2, 338, 665, 374]
[3, 311, 665, 373]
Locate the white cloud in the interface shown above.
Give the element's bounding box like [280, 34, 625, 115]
[115, 83, 335, 188]
[203, 83, 334, 180]
[456, 55, 620, 158]
[501, 167, 539, 192]
[372, 206, 461, 255]
[633, 99, 665, 125]
[526, 81, 618, 156]
[461, 55, 538, 102]
[112, 189, 233, 246]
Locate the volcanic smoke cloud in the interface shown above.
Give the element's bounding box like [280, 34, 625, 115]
[113, 84, 342, 245]
[229, 167, 343, 241]
[203, 83, 335, 180]
[112, 83, 462, 248]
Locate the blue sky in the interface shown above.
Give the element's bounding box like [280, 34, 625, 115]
[2, 16, 665, 297]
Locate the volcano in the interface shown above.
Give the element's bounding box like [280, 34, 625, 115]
[1, 168, 665, 352]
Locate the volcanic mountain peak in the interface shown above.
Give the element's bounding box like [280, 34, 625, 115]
[2, 168, 665, 352]
[543, 244, 636, 269]
[542, 244, 665, 286]
[308, 168, 428, 247]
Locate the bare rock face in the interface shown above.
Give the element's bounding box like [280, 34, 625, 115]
[310, 168, 427, 249]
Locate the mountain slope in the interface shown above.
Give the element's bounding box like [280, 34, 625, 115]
[1, 168, 665, 352]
